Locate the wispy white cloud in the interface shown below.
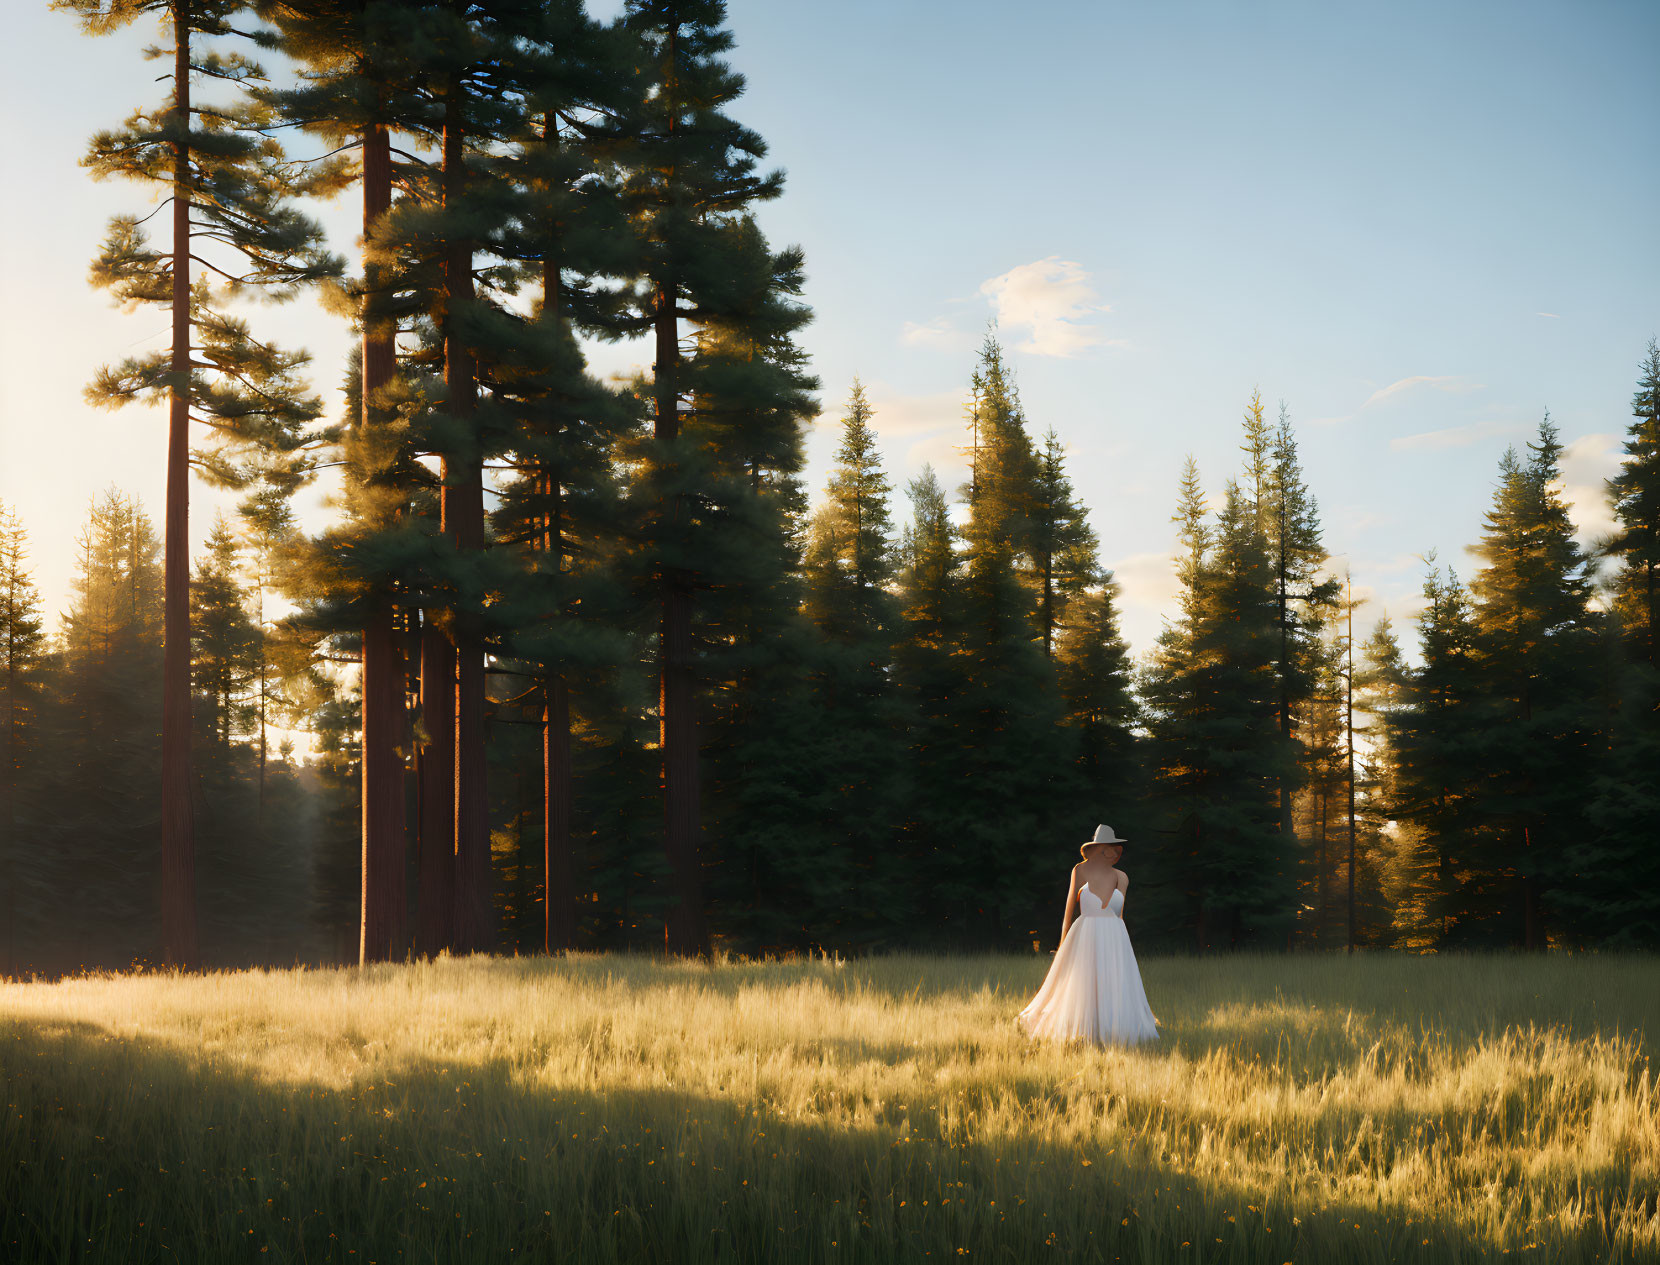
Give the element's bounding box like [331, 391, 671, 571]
[1108, 549, 1183, 628]
[1373, 551, 1430, 576]
[1558, 432, 1622, 549]
[838, 387, 970, 482]
[979, 256, 1122, 358]
[1362, 375, 1482, 409]
[1536, 311, 1562, 319]
[900, 316, 970, 351]
[904, 430, 972, 482]
[1389, 420, 1517, 452]
[856, 388, 962, 439]
[1334, 509, 1392, 534]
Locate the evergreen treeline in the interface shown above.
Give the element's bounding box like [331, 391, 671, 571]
[6, 1, 1657, 970]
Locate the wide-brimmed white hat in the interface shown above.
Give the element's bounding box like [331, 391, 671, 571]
[1079, 824, 1127, 858]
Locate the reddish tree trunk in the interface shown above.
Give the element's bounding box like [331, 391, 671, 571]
[1316, 786, 1328, 941]
[410, 96, 457, 956]
[539, 126, 576, 954]
[360, 604, 406, 960]
[416, 620, 455, 955]
[160, 0, 199, 968]
[544, 666, 573, 952]
[656, 282, 705, 958]
[357, 123, 406, 964]
[443, 91, 493, 955]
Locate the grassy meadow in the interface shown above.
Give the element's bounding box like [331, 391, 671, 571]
[3, 952, 1658, 1264]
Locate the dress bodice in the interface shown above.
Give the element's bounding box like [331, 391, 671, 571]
[1079, 882, 1123, 918]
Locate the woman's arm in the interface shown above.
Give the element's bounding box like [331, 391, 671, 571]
[1115, 872, 1130, 917]
[1059, 865, 1081, 942]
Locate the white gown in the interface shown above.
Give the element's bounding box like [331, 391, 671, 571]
[1018, 882, 1159, 1045]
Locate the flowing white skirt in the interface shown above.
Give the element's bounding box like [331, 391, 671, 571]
[1018, 912, 1159, 1045]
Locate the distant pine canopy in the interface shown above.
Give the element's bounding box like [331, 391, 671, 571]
[6, 2, 1658, 971]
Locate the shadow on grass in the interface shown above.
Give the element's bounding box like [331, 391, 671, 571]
[2, 1012, 1639, 1265]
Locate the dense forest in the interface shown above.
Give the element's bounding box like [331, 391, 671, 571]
[2, 0, 1656, 973]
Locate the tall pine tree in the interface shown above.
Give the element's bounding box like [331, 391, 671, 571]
[1390, 562, 1485, 947]
[1583, 342, 1660, 944]
[1467, 420, 1603, 947]
[801, 380, 906, 942]
[621, 0, 789, 955]
[58, 0, 337, 965]
[1145, 465, 1296, 948]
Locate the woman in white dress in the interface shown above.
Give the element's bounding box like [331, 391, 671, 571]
[1018, 825, 1159, 1045]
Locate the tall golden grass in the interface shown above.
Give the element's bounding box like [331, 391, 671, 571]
[3, 952, 1657, 1262]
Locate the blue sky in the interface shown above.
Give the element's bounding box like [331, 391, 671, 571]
[3, 0, 1657, 658]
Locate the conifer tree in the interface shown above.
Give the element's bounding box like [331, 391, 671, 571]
[1585, 657, 1660, 945]
[899, 466, 957, 636]
[801, 380, 906, 941]
[0, 506, 46, 976]
[1239, 389, 1273, 530]
[1145, 468, 1295, 947]
[1030, 428, 1100, 658]
[1468, 419, 1603, 947]
[937, 337, 1065, 944]
[805, 381, 896, 634]
[1582, 340, 1660, 945]
[621, 0, 788, 955]
[191, 515, 260, 749]
[1606, 339, 1660, 667]
[1390, 562, 1485, 946]
[1335, 574, 1363, 951]
[1354, 614, 1409, 946]
[483, 2, 638, 952]
[1054, 579, 1139, 830]
[892, 464, 962, 941]
[962, 334, 1038, 566]
[267, 0, 565, 959]
[47, 491, 167, 966]
[662, 220, 818, 950]
[58, 0, 338, 966]
[1263, 402, 1337, 849]
[1296, 604, 1349, 944]
[255, 0, 435, 963]
[426, 0, 512, 958]
[237, 487, 298, 818]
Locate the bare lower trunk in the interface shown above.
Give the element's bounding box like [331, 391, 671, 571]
[160, 0, 198, 968]
[359, 605, 407, 961]
[356, 121, 408, 965]
[1316, 787, 1328, 944]
[416, 620, 455, 955]
[544, 670, 573, 951]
